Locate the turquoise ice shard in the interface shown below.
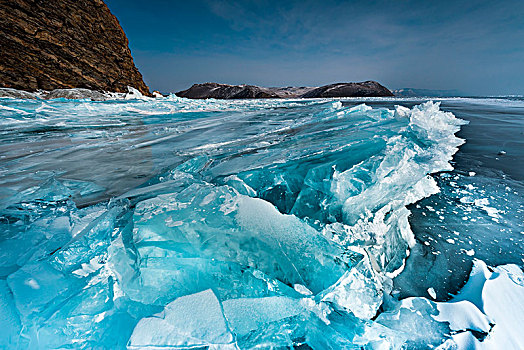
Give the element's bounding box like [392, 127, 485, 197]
[0, 280, 21, 348]
[2, 177, 104, 208]
[127, 288, 406, 349]
[7, 261, 79, 320]
[234, 195, 360, 293]
[128, 289, 236, 349]
[222, 296, 304, 336]
[318, 251, 390, 319]
[127, 180, 362, 306]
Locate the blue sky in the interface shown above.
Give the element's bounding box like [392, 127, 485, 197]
[105, 0, 524, 95]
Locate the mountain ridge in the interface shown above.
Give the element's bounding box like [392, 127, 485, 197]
[176, 81, 393, 99]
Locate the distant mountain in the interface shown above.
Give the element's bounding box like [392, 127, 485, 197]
[176, 83, 280, 99]
[301, 81, 393, 98]
[176, 81, 393, 99]
[265, 86, 314, 98]
[393, 88, 466, 97]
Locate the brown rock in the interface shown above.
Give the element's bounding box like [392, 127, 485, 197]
[0, 0, 150, 95]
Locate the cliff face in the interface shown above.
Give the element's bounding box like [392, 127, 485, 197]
[0, 0, 150, 95]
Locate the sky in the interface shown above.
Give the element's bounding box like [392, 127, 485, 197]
[105, 0, 524, 95]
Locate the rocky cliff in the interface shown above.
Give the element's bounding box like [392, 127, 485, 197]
[0, 0, 150, 95]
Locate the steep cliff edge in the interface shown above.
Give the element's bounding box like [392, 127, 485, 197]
[0, 0, 150, 95]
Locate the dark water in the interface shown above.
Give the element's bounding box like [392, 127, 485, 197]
[342, 98, 524, 299]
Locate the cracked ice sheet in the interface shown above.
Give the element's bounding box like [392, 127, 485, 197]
[377, 260, 524, 349]
[127, 290, 308, 349]
[127, 288, 407, 349]
[221, 296, 304, 336]
[127, 289, 236, 350]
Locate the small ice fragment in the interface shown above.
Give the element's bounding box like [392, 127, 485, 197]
[460, 196, 474, 204]
[94, 311, 107, 323]
[164, 217, 183, 227]
[319, 257, 384, 319]
[331, 101, 342, 109]
[293, 284, 313, 296]
[474, 198, 490, 206]
[498, 150, 506, 155]
[427, 288, 437, 299]
[446, 239, 455, 244]
[465, 249, 475, 256]
[25, 278, 40, 290]
[468, 172, 476, 177]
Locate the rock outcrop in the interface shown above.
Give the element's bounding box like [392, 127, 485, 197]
[301, 81, 393, 98]
[0, 87, 38, 99]
[266, 86, 315, 98]
[0, 86, 148, 101]
[43, 88, 110, 101]
[0, 0, 150, 95]
[176, 83, 280, 99]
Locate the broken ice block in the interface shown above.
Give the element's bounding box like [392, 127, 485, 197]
[319, 254, 388, 319]
[131, 182, 361, 302]
[0, 280, 21, 348]
[222, 296, 304, 336]
[7, 261, 80, 320]
[127, 289, 235, 349]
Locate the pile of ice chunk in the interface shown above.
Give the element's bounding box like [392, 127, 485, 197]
[126, 287, 409, 349]
[126, 259, 524, 349]
[2, 98, 520, 349]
